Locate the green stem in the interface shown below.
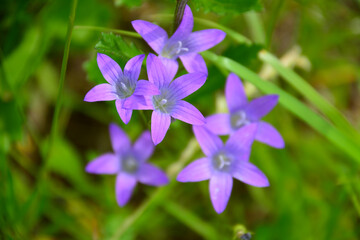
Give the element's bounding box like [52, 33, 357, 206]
[244, 11, 266, 45]
[74, 25, 141, 38]
[38, 0, 78, 186]
[173, 0, 188, 32]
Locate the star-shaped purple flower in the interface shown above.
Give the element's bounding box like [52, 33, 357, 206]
[86, 123, 169, 207]
[125, 53, 207, 145]
[177, 125, 269, 214]
[132, 5, 226, 78]
[205, 73, 285, 149]
[84, 53, 160, 124]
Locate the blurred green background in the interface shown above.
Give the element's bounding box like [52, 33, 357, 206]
[1, 0, 360, 239]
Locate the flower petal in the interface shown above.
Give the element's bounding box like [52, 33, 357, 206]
[225, 73, 247, 112]
[124, 54, 145, 84]
[151, 111, 171, 145]
[193, 126, 223, 156]
[243, 95, 279, 121]
[84, 84, 117, 102]
[133, 80, 160, 96]
[209, 172, 233, 214]
[179, 53, 208, 74]
[133, 131, 154, 162]
[147, 53, 171, 88]
[131, 20, 168, 54]
[169, 72, 207, 100]
[97, 53, 122, 85]
[169, 5, 193, 41]
[225, 123, 257, 154]
[159, 57, 179, 80]
[177, 157, 212, 182]
[185, 29, 226, 53]
[123, 95, 154, 110]
[171, 100, 205, 125]
[137, 163, 169, 186]
[255, 121, 285, 148]
[116, 173, 137, 207]
[85, 153, 119, 174]
[232, 161, 269, 187]
[109, 122, 131, 153]
[116, 100, 133, 124]
[205, 114, 232, 135]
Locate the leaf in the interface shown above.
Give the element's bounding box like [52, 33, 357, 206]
[191, 0, 262, 15]
[202, 51, 360, 163]
[95, 32, 143, 69]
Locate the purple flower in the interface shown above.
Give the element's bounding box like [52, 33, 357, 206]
[125, 53, 207, 145]
[205, 73, 285, 149]
[86, 123, 168, 207]
[177, 125, 269, 214]
[84, 53, 160, 124]
[132, 5, 226, 77]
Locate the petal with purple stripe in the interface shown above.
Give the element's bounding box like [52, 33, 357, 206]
[151, 111, 171, 145]
[179, 53, 208, 74]
[84, 84, 117, 102]
[169, 5, 193, 41]
[97, 53, 122, 85]
[124, 54, 145, 84]
[171, 100, 205, 125]
[168, 72, 207, 100]
[185, 29, 226, 53]
[226, 123, 257, 154]
[116, 100, 133, 124]
[147, 53, 171, 88]
[132, 20, 168, 54]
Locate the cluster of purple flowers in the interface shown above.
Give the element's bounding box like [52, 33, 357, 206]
[84, 5, 284, 213]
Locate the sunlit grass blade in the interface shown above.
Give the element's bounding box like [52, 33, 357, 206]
[74, 25, 141, 38]
[259, 50, 360, 140]
[163, 201, 219, 240]
[243, 11, 266, 45]
[202, 51, 360, 163]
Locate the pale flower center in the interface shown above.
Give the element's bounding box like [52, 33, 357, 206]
[230, 111, 250, 129]
[161, 41, 189, 59]
[212, 152, 232, 172]
[122, 155, 138, 173]
[116, 76, 135, 99]
[152, 90, 175, 114]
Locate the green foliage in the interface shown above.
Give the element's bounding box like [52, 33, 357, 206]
[192, 0, 262, 14]
[95, 32, 143, 69]
[114, 0, 144, 7]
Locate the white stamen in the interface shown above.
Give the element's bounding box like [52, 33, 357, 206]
[120, 82, 128, 91]
[160, 99, 168, 105]
[218, 155, 230, 169]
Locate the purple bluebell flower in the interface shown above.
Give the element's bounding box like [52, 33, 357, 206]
[125, 53, 207, 145]
[86, 123, 168, 207]
[177, 125, 269, 214]
[205, 73, 285, 148]
[132, 5, 226, 77]
[84, 53, 160, 124]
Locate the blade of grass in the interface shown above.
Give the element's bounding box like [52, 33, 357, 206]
[74, 26, 141, 38]
[202, 51, 360, 163]
[163, 201, 219, 240]
[259, 50, 360, 141]
[244, 11, 266, 45]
